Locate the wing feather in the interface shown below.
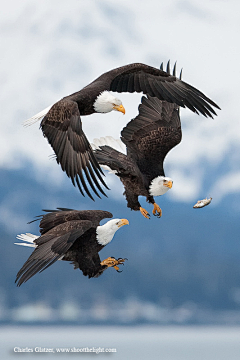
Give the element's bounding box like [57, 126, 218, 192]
[28, 209, 113, 235]
[15, 220, 93, 286]
[41, 100, 109, 200]
[133, 73, 142, 92]
[127, 73, 135, 93]
[121, 96, 182, 184]
[97, 62, 220, 118]
[94, 145, 139, 177]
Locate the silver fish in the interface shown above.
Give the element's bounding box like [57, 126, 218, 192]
[193, 197, 212, 209]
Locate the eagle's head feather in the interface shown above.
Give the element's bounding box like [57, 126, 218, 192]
[93, 91, 125, 114]
[149, 176, 173, 197]
[96, 218, 129, 246]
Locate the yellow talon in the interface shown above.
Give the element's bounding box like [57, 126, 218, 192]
[101, 257, 126, 272]
[152, 203, 162, 218]
[100, 257, 116, 267]
[140, 207, 150, 219]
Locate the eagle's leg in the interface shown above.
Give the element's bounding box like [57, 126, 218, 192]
[140, 207, 150, 219]
[124, 189, 150, 219]
[147, 196, 162, 218]
[100, 257, 126, 272]
[152, 203, 162, 218]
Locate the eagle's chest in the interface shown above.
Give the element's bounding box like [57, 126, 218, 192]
[67, 229, 102, 258]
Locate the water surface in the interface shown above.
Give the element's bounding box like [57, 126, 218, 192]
[1, 325, 240, 360]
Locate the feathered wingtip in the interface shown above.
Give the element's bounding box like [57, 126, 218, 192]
[14, 233, 38, 248]
[23, 105, 52, 127]
[160, 60, 183, 115]
[160, 60, 183, 79]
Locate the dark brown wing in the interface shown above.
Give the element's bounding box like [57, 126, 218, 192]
[15, 220, 93, 286]
[121, 96, 182, 186]
[29, 208, 113, 235]
[41, 99, 109, 200]
[94, 145, 140, 178]
[89, 62, 220, 118]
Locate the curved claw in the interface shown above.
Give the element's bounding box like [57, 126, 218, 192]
[101, 257, 117, 268]
[152, 203, 162, 218]
[117, 257, 128, 261]
[101, 257, 127, 273]
[140, 207, 150, 219]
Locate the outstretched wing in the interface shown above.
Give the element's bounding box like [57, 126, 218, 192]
[15, 219, 93, 286]
[41, 99, 109, 200]
[121, 96, 182, 186]
[91, 61, 220, 118]
[29, 208, 113, 236]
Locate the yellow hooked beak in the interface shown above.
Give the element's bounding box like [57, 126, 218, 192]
[164, 180, 173, 189]
[113, 104, 125, 114]
[117, 219, 129, 228]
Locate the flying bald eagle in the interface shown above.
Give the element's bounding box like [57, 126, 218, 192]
[26, 61, 220, 200]
[92, 94, 181, 219]
[15, 208, 129, 286]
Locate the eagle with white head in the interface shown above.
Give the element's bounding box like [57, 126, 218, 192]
[15, 208, 129, 286]
[92, 94, 179, 219]
[24, 61, 219, 201]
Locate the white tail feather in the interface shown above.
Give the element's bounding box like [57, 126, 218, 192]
[91, 136, 126, 154]
[23, 105, 53, 127]
[14, 233, 64, 261]
[14, 233, 38, 248]
[14, 243, 36, 248]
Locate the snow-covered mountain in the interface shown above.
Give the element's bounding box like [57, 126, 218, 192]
[1, 0, 240, 204]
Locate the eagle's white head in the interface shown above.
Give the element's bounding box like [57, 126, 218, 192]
[93, 91, 125, 114]
[149, 176, 173, 197]
[96, 218, 129, 246]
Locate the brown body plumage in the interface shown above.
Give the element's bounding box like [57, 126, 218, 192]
[15, 209, 128, 286]
[94, 95, 181, 217]
[40, 62, 220, 200]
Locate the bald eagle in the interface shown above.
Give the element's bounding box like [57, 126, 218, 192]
[92, 94, 181, 219]
[26, 61, 220, 200]
[15, 208, 129, 286]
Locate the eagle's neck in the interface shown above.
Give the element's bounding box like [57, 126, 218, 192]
[96, 220, 119, 246]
